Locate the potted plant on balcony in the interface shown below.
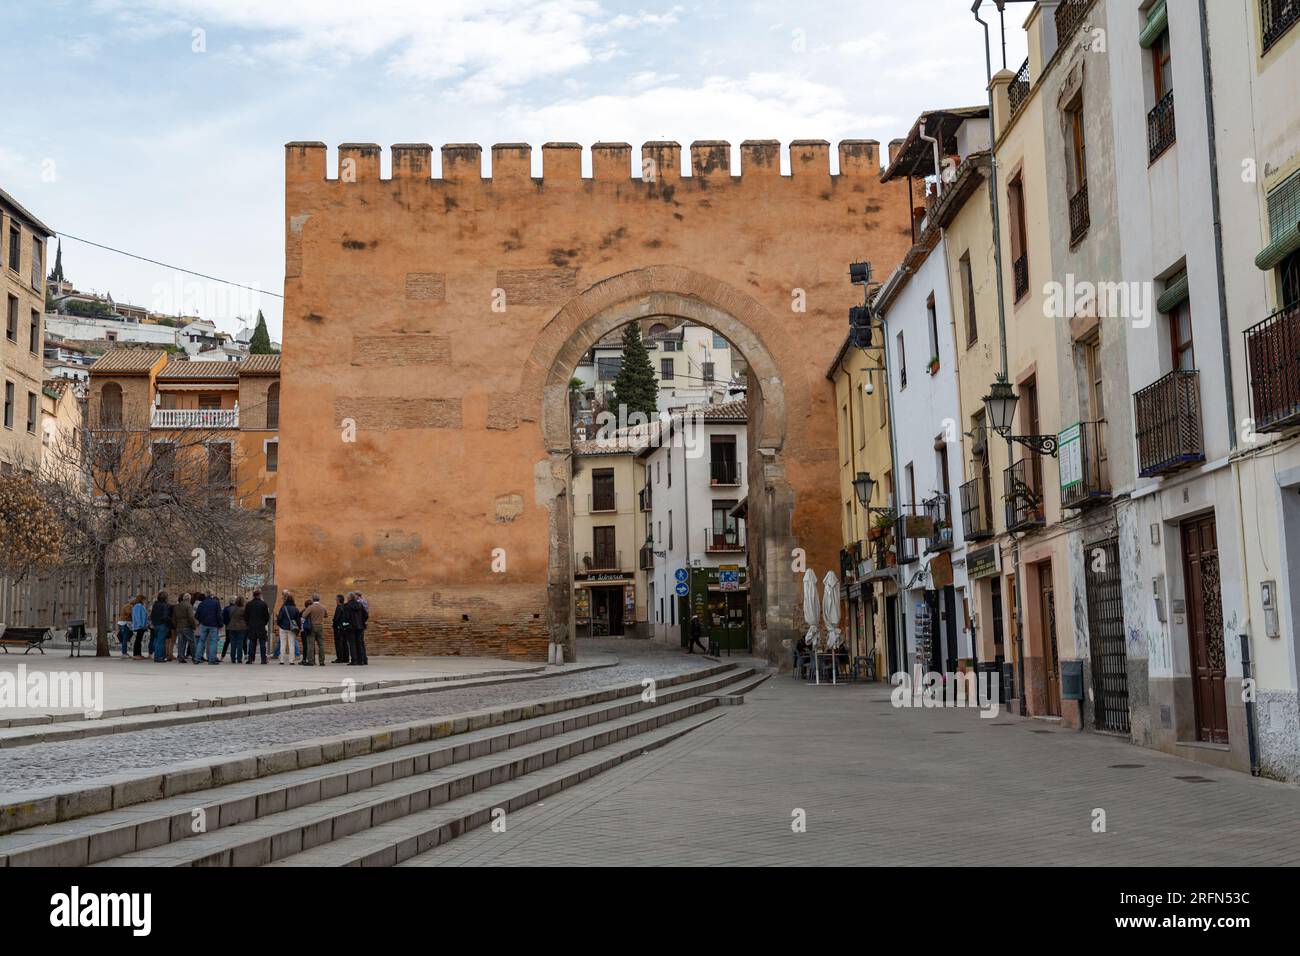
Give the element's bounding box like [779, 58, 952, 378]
[928, 356, 940, 375]
[869, 511, 893, 541]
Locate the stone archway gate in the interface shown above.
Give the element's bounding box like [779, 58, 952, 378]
[279, 139, 910, 662]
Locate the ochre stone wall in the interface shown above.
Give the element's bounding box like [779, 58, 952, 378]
[279, 139, 911, 661]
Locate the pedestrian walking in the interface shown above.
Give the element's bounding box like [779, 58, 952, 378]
[331, 594, 350, 663]
[195, 591, 224, 665]
[687, 614, 707, 654]
[301, 594, 327, 666]
[226, 596, 248, 663]
[244, 588, 270, 665]
[274, 591, 302, 664]
[150, 591, 171, 662]
[130, 595, 148, 659]
[344, 591, 369, 665]
[173, 592, 198, 663]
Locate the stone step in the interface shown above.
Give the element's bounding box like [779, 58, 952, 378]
[0, 661, 741, 838]
[704, 670, 772, 703]
[94, 694, 722, 867]
[0, 665, 751, 866]
[287, 710, 723, 867]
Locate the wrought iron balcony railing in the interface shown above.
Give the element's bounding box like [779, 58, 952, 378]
[1147, 90, 1176, 163]
[959, 475, 994, 541]
[152, 407, 238, 429]
[704, 526, 746, 553]
[1069, 180, 1090, 245]
[1134, 369, 1205, 477]
[1055, 0, 1092, 45]
[1262, 0, 1300, 52]
[587, 492, 618, 513]
[1244, 301, 1300, 432]
[924, 493, 953, 553]
[1004, 459, 1045, 532]
[639, 486, 652, 511]
[639, 544, 654, 570]
[1013, 253, 1029, 301]
[578, 550, 622, 571]
[894, 508, 922, 564]
[1060, 420, 1111, 509]
[1009, 57, 1031, 116]
[710, 459, 742, 486]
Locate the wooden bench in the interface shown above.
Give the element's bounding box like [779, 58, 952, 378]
[0, 624, 49, 654]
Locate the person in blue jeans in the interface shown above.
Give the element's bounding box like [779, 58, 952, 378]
[130, 595, 149, 659]
[194, 591, 225, 665]
[149, 591, 172, 662]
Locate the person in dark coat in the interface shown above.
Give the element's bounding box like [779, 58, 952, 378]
[194, 592, 224, 664]
[331, 594, 350, 664]
[150, 591, 172, 662]
[243, 589, 271, 665]
[687, 614, 706, 654]
[344, 592, 369, 665]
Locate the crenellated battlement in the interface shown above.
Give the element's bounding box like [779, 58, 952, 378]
[285, 139, 891, 185]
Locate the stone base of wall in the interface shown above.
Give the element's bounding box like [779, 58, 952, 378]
[365, 619, 549, 661]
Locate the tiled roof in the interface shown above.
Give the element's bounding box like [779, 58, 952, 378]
[157, 358, 242, 381]
[694, 397, 747, 421]
[88, 349, 167, 374]
[239, 353, 281, 375]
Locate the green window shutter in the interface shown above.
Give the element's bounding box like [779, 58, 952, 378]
[1255, 223, 1300, 271]
[1156, 270, 1189, 314]
[1139, 0, 1168, 49]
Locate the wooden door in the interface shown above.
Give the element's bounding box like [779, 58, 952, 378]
[1182, 515, 1228, 743]
[1039, 562, 1061, 716]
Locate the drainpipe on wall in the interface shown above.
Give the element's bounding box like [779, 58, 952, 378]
[1240, 634, 1261, 775]
[878, 307, 909, 678]
[1197, 0, 1238, 453]
[974, 0, 1027, 715]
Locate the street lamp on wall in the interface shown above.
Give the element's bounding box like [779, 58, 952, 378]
[982, 377, 1059, 457]
[852, 471, 874, 508]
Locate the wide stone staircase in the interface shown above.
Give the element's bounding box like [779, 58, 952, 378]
[0, 662, 767, 867]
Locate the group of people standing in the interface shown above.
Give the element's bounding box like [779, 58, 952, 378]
[119, 590, 371, 666]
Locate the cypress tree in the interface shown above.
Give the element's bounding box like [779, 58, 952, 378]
[612, 323, 658, 422]
[249, 311, 274, 354]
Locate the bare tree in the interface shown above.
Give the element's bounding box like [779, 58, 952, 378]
[0, 470, 62, 582]
[38, 406, 271, 656]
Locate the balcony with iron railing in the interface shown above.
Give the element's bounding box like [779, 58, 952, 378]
[1147, 90, 1176, 163]
[710, 458, 742, 486]
[639, 486, 652, 511]
[923, 493, 953, 553]
[867, 515, 897, 577]
[152, 407, 238, 429]
[1055, 0, 1092, 45]
[1013, 253, 1029, 301]
[578, 550, 622, 572]
[1262, 0, 1300, 52]
[1244, 301, 1300, 432]
[894, 507, 922, 564]
[1009, 57, 1031, 116]
[1004, 458, 1045, 533]
[704, 526, 746, 553]
[1060, 420, 1111, 509]
[587, 491, 619, 514]
[960, 475, 995, 541]
[639, 543, 655, 570]
[1069, 180, 1089, 245]
[1134, 369, 1205, 477]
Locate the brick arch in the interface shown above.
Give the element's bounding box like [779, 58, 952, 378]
[520, 265, 788, 453]
[522, 265, 797, 663]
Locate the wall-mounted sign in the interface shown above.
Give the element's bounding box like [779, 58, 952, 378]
[967, 544, 1000, 580]
[719, 566, 740, 591]
[674, 568, 688, 583]
[1059, 422, 1082, 492]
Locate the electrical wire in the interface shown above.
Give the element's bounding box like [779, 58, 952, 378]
[55, 232, 282, 299]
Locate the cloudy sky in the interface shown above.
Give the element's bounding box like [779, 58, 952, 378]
[0, 0, 1027, 340]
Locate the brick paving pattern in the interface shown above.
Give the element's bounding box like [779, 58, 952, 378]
[0, 640, 710, 794]
[413, 677, 1300, 867]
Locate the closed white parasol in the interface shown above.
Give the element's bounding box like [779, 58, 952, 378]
[802, 569, 822, 683]
[822, 570, 842, 684]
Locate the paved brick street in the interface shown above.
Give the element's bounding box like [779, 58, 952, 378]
[0, 640, 710, 793]
[410, 676, 1300, 867]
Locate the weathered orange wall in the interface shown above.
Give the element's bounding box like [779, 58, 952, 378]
[279, 139, 911, 660]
